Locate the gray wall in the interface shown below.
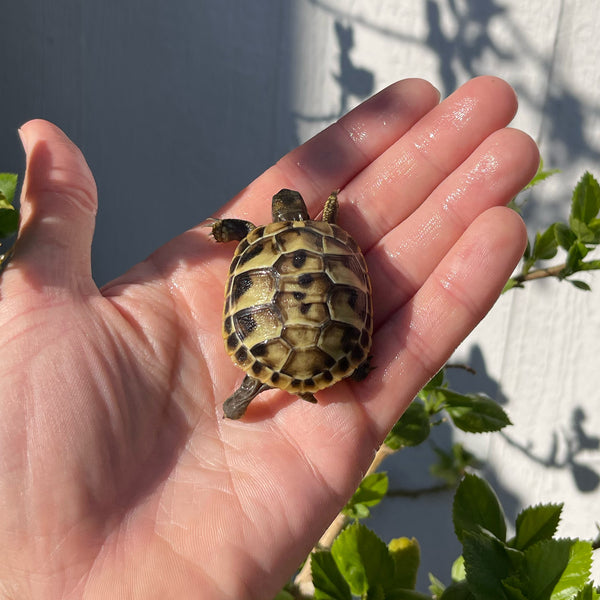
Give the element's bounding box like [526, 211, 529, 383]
[1, 1, 299, 284]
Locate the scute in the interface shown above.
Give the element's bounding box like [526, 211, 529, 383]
[223, 218, 373, 394]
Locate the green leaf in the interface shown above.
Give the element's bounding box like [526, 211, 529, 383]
[462, 530, 513, 600]
[331, 523, 395, 596]
[453, 474, 507, 543]
[569, 279, 591, 291]
[429, 572, 446, 597]
[571, 172, 600, 226]
[442, 391, 511, 433]
[440, 580, 477, 600]
[574, 583, 600, 600]
[0, 173, 18, 206]
[522, 158, 560, 191]
[569, 217, 597, 244]
[385, 401, 431, 450]
[384, 590, 433, 600]
[451, 555, 466, 582]
[311, 550, 352, 600]
[0, 207, 19, 237]
[430, 444, 480, 487]
[502, 278, 523, 293]
[509, 538, 591, 600]
[532, 226, 559, 261]
[273, 591, 295, 600]
[577, 259, 600, 271]
[512, 504, 563, 551]
[342, 472, 389, 520]
[422, 369, 446, 392]
[388, 537, 420, 589]
[563, 242, 589, 276]
[549, 540, 592, 600]
[554, 223, 577, 251]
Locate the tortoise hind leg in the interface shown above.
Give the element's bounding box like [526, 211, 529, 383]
[322, 190, 339, 223]
[211, 218, 255, 243]
[223, 375, 271, 419]
[351, 356, 373, 382]
[299, 392, 317, 404]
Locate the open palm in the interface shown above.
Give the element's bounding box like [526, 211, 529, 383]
[0, 77, 538, 599]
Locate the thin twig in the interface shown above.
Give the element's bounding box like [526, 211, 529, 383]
[293, 443, 397, 595]
[512, 263, 566, 283]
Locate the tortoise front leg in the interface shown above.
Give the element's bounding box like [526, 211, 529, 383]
[322, 190, 339, 224]
[211, 218, 256, 243]
[222, 374, 271, 419]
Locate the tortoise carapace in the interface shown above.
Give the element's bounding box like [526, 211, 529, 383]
[211, 189, 373, 419]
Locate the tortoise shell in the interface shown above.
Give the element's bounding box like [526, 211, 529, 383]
[222, 210, 373, 397]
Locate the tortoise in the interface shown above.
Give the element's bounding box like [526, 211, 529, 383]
[211, 188, 373, 419]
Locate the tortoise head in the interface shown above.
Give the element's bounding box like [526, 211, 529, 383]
[272, 189, 310, 222]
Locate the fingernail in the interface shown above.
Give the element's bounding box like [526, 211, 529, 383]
[18, 127, 29, 153]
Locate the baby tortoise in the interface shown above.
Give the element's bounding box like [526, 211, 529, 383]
[211, 189, 373, 419]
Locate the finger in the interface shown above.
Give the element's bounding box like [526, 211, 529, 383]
[362, 206, 527, 434]
[369, 127, 539, 326]
[338, 76, 521, 250]
[14, 119, 98, 289]
[211, 78, 441, 223]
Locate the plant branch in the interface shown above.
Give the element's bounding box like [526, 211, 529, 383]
[513, 263, 566, 283]
[293, 443, 397, 595]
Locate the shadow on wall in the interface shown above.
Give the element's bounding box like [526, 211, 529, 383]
[311, 0, 600, 221]
[291, 18, 375, 133]
[423, 0, 600, 224]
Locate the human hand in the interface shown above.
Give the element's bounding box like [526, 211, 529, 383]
[0, 77, 538, 599]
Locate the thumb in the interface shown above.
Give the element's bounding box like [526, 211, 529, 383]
[14, 119, 98, 290]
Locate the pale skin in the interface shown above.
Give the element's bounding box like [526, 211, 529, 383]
[0, 77, 539, 599]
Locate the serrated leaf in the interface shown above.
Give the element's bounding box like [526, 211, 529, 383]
[385, 401, 431, 450]
[571, 172, 600, 226]
[549, 540, 593, 600]
[462, 530, 512, 600]
[442, 391, 511, 433]
[512, 503, 563, 551]
[331, 523, 395, 596]
[511, 538, 590, 600]
[388, 537, 420, 589]
[453, 474, 507, 543]
[0, 173, 18, 207]
[523, 158, 559, 191]
[311, 550, 352, 600]
[342, 472, 389, 520]
[451, 555, 466, 582]
[533, 226, 559, 260]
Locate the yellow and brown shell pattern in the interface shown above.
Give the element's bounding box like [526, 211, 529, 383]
[223, 218, 373, 396]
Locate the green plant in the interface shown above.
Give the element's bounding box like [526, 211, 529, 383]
[0, 172, 19, 273]
[279, 166, 600, 600]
